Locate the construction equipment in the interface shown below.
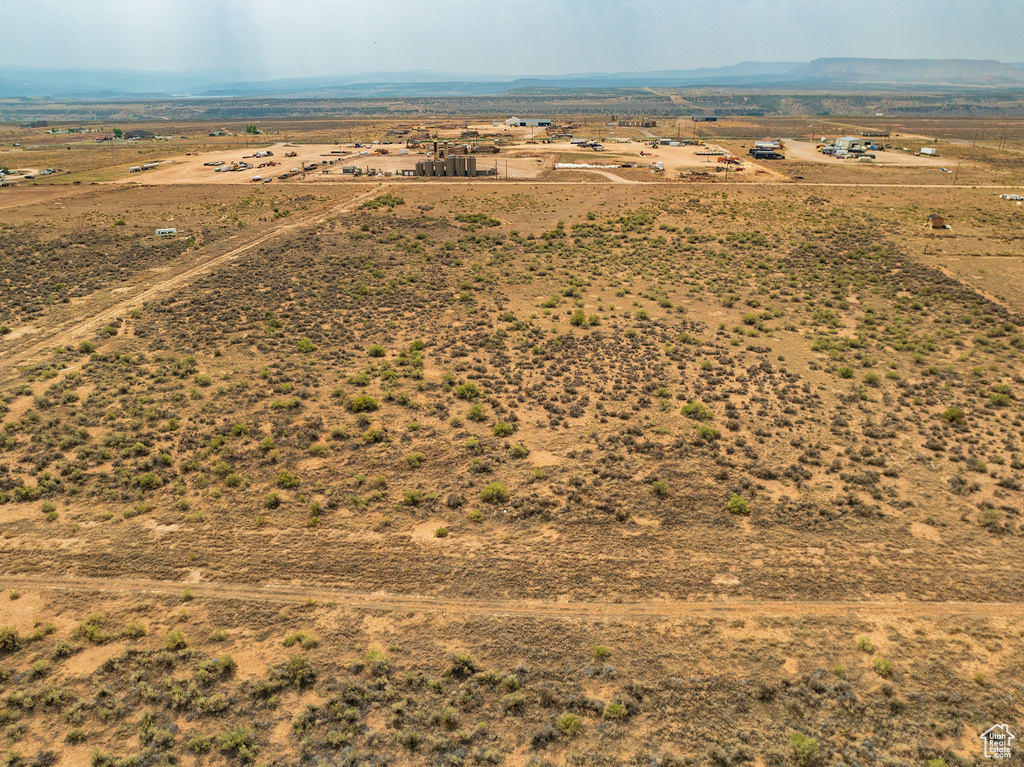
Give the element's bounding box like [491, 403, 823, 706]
[284, 151, 298, 157]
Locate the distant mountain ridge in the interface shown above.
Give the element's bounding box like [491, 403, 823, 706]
[785, 58, 1024, 86]
[4, 59, 1024, 99]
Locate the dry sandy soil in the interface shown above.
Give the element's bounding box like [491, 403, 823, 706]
[1, 118, 1024, 766]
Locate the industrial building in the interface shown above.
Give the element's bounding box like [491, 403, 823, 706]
[692, 114, 718, 122]
[503, 117, 552, 127]
[835, 136, 869, 151]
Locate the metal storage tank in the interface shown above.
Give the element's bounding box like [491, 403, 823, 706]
[445, 157, 456, 176]
[467, 156, 477, 176]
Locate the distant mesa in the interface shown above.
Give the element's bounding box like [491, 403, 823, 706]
[4, 59, 1024, 100]
[786, 58, 1024, 86]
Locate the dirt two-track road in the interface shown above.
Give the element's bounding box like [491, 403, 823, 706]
[3, 573, 1021, 623]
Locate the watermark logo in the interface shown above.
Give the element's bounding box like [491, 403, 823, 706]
[980, 724, 1015, 759]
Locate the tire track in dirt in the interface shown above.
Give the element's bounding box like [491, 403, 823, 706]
[3, 574, 1021, 622]
[0, 185, 386, 376]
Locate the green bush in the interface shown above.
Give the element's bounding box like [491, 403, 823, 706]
[493, 421, 513, 437]
[940, 406, 966, 425]
[0, 626, 20, 654]
[395, 728, 422, 750]
[650, 480, 669, 497]
[501, 691, 526, 712]
[76, 614, 110, 644]
[359, 193, 404, 210]
[603, 702, 628, 720]
[556, 713, 582, 736]
[856, 636, 874, 653]
[467, 403, 487, 422]
[694, 424, 721, 441]
[455, 382, 481, 400]
[276, 654, 316, 687]
[480, 481, 509, 504]
[217, 727, 257, 760]
[872, 657, 893, 677]
[275, 471, 300, 489]
[367, 344, 386, 357]
[165, 630, 188, 651]
[405, 452, 426, 468]
[263, 492, 281, 509]
[283, 632, 319, 650]
[727, 494, 750, 515]
[448, 652, 478, 678]
[434, 526, 449, 538]
[362, 427, 387, 443]
[296, 338, 316, 353]
[680, 401, 713, 420]
[365, 648, 390, 676]
[790, 732, 819, 766]
[136, 472, 161, 490]
[121, 621, 146, 640]
[348, 395, 379, 413]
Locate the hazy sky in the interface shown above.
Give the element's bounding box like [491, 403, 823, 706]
[4, 0, 1023, 78]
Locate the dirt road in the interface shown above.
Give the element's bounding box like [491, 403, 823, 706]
[4, 573, 1021, 621]
[574, 169, 640, 184]
[0, 185, 385, 377]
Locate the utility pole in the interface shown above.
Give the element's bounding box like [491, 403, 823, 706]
[952, 160, 961, 185]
